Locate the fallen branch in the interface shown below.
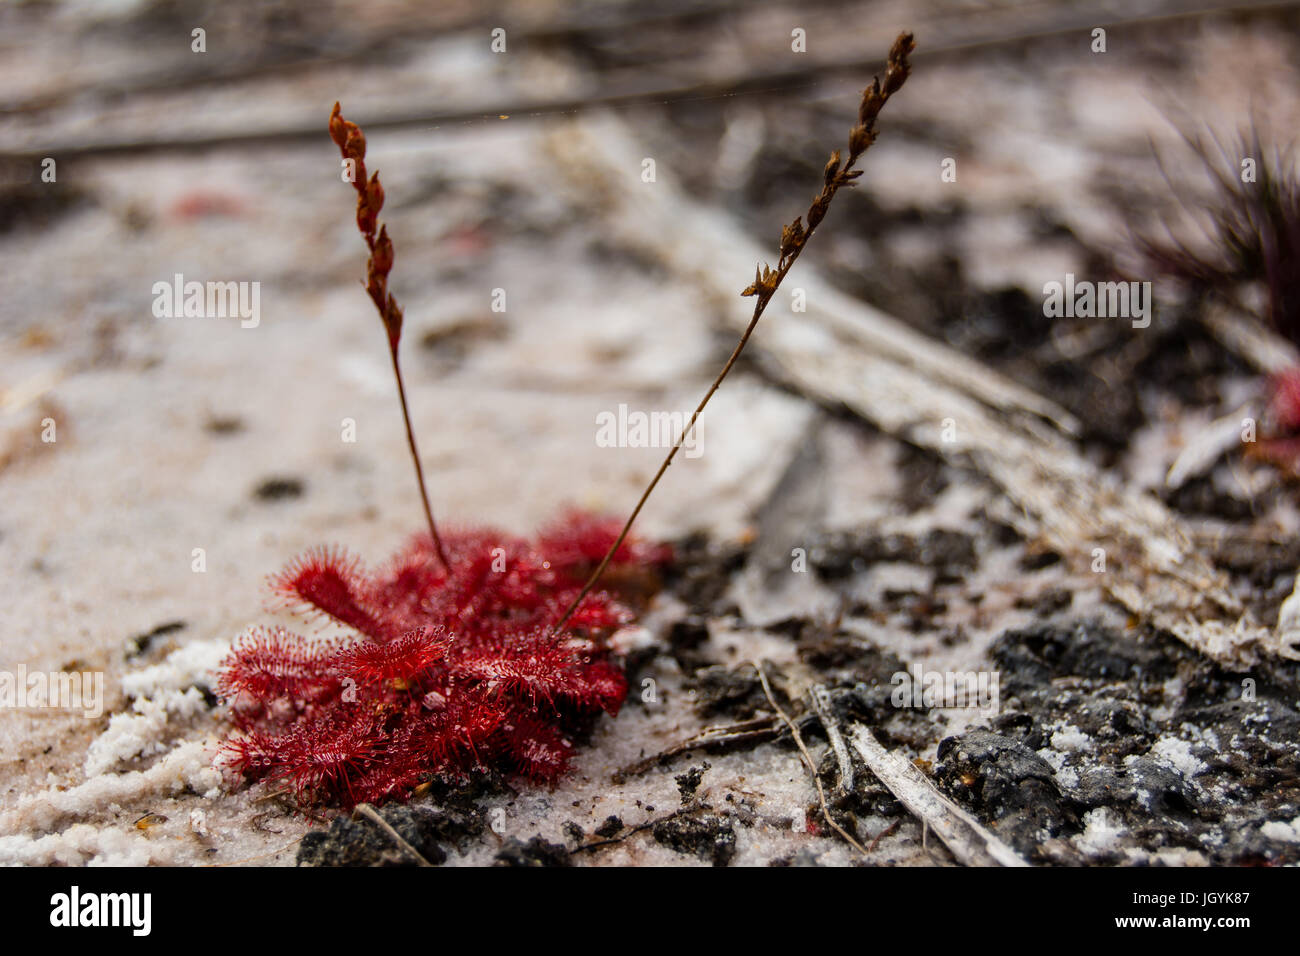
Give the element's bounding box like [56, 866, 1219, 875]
[847, 724, 1029, 867]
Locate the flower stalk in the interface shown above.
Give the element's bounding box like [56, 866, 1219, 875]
[550, 32, 917, 635]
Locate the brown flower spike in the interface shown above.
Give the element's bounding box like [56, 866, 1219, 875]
[329, 102, 449, 570]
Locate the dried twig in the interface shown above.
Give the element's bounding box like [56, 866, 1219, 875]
[1165, 405, 1254, 490]
[755, 660, 870, 857]
[807, 684, 854, 793]
[847, 724, 1028, 867]
[551, 32, 916, 635]
[613, 716, 780, 781]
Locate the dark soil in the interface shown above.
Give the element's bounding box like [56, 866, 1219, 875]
[494, 836, 572, 867]
[295, 775, 493, 867]
[935, 620, 1300, 865]
[652, 811, 737, 866]
[297, 805, 452, 867]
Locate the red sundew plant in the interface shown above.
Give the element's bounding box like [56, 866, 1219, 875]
[218, 518, 666, 807]
[217, 33, 914, 810]
[216, 103, 670, 810]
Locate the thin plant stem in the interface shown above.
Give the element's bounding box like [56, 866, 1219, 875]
[550, 32, 915, 635]
[550, 300, 767, 634]
[389, 344, 451, 570]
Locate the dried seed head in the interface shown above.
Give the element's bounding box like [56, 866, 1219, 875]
[779, 218, 807, 258]
[848, 124, 874, 157]
[372, 224, 394, 277]
[859, 78, 884, 127]
[328, 101, 348, 148]
[884, 32, 916, 94]
[824, 150, 842, 185]
[551, 32, 916, 640]
[356, 194, 378, 238]
[343, 125, 366, 162]
[384, 295, 403, 345]
[365, 172, 385, 216]
[807, 198, 827, 229]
